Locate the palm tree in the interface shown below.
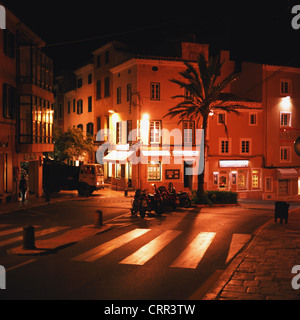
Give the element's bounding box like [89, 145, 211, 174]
[164, 53, 243, 198]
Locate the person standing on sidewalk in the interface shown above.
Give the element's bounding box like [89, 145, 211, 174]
[19, 175, 27, 202]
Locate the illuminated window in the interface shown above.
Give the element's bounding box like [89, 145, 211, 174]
[150, 82, 160, 101]
[148, 161, 161, 181]
[150, 121, 161, 144]
[238, 170, 248, 190]
[252, 169, 261, 190]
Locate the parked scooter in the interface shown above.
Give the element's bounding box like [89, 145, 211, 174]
[148, 184, 164, 215]
[176, 190, 192, 208]
[166, 182, 191, 208]
[158, 185, 180, 210]
[131, 189, 149, 218]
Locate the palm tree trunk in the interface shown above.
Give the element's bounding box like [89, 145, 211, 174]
[197, 115, 208, 199]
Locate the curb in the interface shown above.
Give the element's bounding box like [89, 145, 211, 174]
[202, 218, 274, 300]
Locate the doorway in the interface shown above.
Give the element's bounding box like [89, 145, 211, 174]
[184, 161, 193, 189]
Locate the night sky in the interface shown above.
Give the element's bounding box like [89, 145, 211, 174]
[1, 1, 300, 73]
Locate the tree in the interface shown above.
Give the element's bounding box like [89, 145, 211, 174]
[53, 127, 94, 162]
[164, 53, 244, 197]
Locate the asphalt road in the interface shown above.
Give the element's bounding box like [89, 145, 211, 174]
[0, 198, 274, 300]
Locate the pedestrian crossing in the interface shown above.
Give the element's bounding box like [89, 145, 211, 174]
[72, 228, 251, 269]
[0, 223, 252, 270]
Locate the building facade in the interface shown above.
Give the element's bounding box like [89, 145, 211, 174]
[58, 41, 300, 201]
[0, 7, 54, 203]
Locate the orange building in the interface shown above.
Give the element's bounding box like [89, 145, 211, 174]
[0, 6, 54, 203]
[60, 41, 300, 200]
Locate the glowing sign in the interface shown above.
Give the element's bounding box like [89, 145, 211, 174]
[219, 160, 249, 168]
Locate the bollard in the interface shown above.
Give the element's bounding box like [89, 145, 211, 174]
[23, 225, 35, 250]
[95, 210, 103, 227]
[124, 189, 128, 197]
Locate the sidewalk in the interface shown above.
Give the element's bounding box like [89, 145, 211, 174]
[204, 207, 300, 300]
[0, 186, 135, 215]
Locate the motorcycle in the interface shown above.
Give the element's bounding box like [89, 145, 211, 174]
[157, 185, 180, 210]
[131, 189, 149, 218]
[148, 184, 164, 215]
[176, 190, 192, 208]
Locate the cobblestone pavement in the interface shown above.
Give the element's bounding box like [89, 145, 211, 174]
[204, 208, 300, 300]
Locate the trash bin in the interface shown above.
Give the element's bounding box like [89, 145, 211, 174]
[275, 201, 290, 224]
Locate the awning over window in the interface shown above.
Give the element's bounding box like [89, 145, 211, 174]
[277, 168, 299, 180]
[102, 150, 134, 163]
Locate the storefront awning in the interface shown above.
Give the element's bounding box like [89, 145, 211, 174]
[102, 150, 134, 163]
[277, 168, 299, 180]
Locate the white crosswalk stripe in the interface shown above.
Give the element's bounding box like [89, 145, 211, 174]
[120, 230, 182, 266]
[70, 229, 251, 268]
[72, 228, 150, 262]
[170, 232, 216, 269]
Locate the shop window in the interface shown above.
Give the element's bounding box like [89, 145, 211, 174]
[148, 161, 161, 181]
[252, 169, 261, 190]
[238, 170, 248, 190]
